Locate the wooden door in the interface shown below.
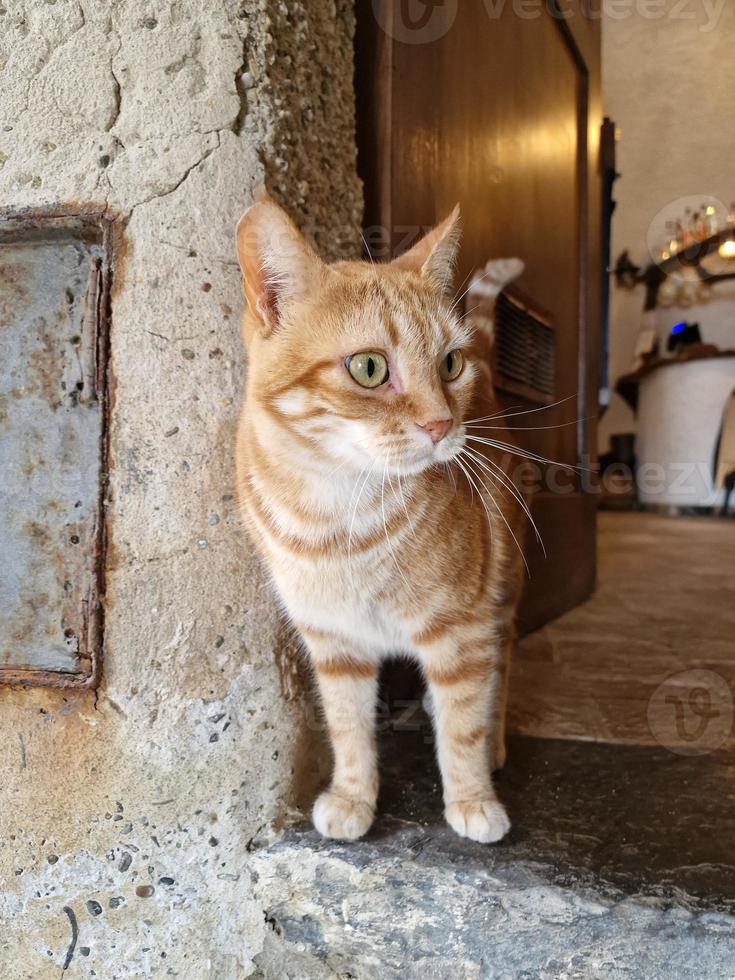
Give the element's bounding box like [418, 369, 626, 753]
[356, 0, 603, 632]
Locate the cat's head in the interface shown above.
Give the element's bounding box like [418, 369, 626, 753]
[236, 194, 478, 476]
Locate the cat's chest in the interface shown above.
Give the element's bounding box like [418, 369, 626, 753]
[274, 559, 412, 653]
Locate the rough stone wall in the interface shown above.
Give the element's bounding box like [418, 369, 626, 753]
[0, 1, 360, 976]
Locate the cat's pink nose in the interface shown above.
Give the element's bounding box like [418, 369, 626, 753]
[416, 418, 452, 444]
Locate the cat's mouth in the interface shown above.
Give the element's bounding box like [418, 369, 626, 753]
[434, 430, 465, 463]
[388, 430, 465, 474]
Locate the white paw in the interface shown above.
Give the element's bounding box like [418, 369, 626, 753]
[445, 798, 510, 843]
[312, 790, 375, 841]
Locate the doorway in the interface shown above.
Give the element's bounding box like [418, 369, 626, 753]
[356, 0, 603, 632]
[354, 0, 735, 913]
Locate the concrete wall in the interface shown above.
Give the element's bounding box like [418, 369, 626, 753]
[600, 3, 735, 453]
[0, 1, 360, 976]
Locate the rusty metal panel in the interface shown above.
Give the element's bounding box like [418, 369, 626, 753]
[0, 215, 111, 687]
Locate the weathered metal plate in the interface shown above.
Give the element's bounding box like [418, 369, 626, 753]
[0, 217, 110, 686]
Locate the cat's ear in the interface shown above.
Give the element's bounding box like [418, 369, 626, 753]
[391, 205, 461, 293]
[236, 191, 321, 337]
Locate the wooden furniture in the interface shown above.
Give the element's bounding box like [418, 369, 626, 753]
[356, 0, 604, 631]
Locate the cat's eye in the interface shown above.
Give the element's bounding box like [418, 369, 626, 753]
[346, 351, 389, 389]
[439, 349, 464, 382]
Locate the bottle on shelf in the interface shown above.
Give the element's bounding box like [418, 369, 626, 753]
[666, 220, 679, 257]
[695, 208, 708, 241]
[674, 220, 684, 252]
[705, 204, 719, 237]
[681, 209, 694, 248]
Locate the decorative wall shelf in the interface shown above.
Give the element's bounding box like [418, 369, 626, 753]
[615, 226, 735, 310]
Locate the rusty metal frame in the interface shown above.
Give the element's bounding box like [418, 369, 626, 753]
[0, 208, 115, 690]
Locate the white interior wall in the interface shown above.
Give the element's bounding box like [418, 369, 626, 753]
[600, 3, 735, 453]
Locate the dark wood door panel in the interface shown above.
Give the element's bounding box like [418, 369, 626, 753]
[520, 493, 597, 634]
[356, 0, 602, 629]
[390, 7, 583, 469]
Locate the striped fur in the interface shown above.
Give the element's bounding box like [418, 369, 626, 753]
[235, 196, 526, 843]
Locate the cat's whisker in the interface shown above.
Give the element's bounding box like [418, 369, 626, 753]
[450, 266, 502, 316]
[458, 303, 482, 323]
[463, 445, 546, 557]
[360, 230, 377, 268]
[463, 445, 538, 536]
[466, 403, 524, 423]
[454, 457, 479, 506]
[453, 455, 500, 557]
[443, 461, 458, 495]
[451, 455, 476, 505]
[454, 453, 497, 547]
[466, 416, 591, 433]
[464, 444, 531, 511]
[465, 435, 586, 474]
[463, 392, 578, 426]
[447, 265, 477, 315]
[459, 450, 530, 577]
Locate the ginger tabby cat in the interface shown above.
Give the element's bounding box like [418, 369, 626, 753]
[235, 194, 527, 843]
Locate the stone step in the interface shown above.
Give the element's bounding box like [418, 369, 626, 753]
[249, 735, 735, 979]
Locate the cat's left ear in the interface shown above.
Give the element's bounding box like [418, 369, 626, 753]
[391, 205, 461, 293]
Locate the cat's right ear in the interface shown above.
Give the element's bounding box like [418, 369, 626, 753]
[236, 192, 320, 338]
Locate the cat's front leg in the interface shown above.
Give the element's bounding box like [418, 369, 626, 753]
[418, 632, 510, 844]
[489, 616, 515, 772]
[301, 628, 380, 841]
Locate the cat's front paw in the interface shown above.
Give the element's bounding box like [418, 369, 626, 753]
[312, 790, 375, 841]
[445, 798, 510, 843]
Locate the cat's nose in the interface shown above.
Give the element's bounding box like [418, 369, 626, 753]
[416, 418, 452, 444]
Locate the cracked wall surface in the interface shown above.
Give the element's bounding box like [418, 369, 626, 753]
[0, 1, 361, 976]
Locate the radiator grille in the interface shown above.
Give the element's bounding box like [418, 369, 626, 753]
[495, 291, 556, 402]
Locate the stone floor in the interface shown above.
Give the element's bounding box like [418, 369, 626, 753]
[511, 511, 735, 750]
[251, 512, 735, 978]
[251, 732, 735, 979]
